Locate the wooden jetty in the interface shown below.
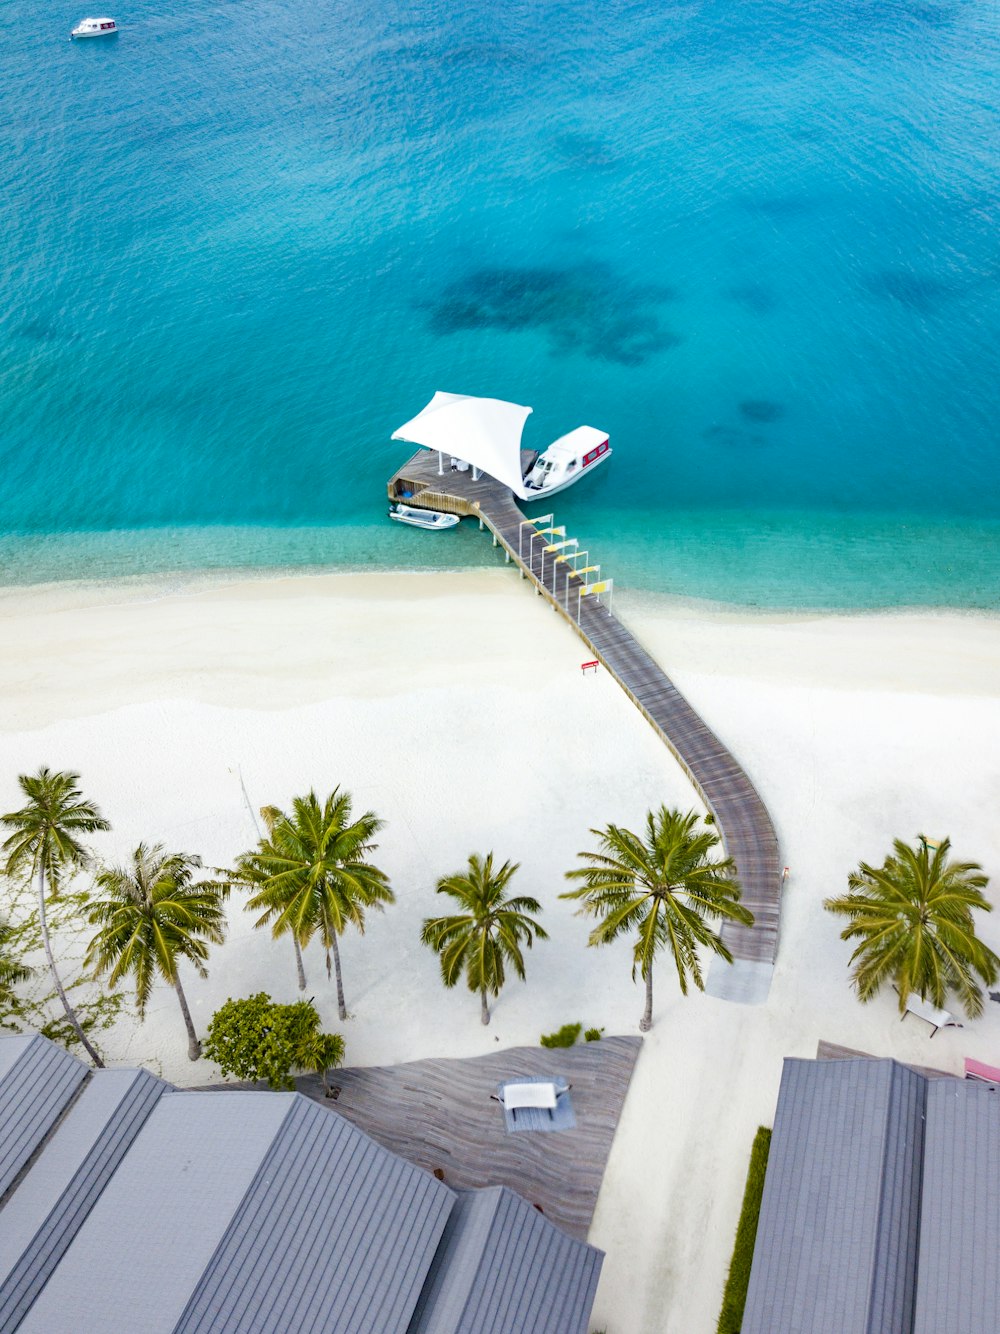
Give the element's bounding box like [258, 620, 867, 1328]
[389, 449, 782, 1001]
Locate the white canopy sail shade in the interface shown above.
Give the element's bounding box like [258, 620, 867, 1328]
[391, 392, 533, 500]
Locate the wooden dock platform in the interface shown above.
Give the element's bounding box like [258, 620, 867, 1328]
[388, 451, 782, 1000]
[202, 1038, 643, 1241]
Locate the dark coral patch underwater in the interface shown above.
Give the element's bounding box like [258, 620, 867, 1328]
[424, 264, 682, 366]
[864, 269, 954, 311]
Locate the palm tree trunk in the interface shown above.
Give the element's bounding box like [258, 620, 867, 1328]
[37, 866, 105, 1067]
[639, 966, 653, 1032]
[292, 935, 306, 991]
[480, 988, 490, 1025]
[173, 975, 201, 1060]
[330, 931, 347, 1021]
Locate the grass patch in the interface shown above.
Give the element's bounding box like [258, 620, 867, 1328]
[716, 1126, 771, 1334]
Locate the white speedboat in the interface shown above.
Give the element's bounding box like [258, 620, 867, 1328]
[389, 503, 459, 531]
[70, 16, 118, 38]
[523, 426, 611, 499]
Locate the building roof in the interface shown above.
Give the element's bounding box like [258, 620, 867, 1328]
[409, 1187, 603, 1334]
[0, 1035, 89, 1202]
[172, 1096, 455, 1334]
[0, 1067, 168, 1333]
[0, 1037, 602, 1333]
[913, 1078, 1000, 1334]
[742, 1056, 1000, 1334]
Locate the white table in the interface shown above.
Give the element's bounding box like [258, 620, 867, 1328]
[501, 1081, 557, 1111]
[903, 992, 961, 1036]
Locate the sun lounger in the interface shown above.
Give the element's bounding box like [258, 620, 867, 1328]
[495, 1080, 573, 1120]
[964, 1057, 1000, 1083]
[500, 1082, 558, 1117]
[902, 992, 962, 1037]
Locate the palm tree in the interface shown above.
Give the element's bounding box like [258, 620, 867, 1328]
[1, 768, 110, 1066]
[824, 835, 999, 1020]
[420, 852, 547, 1025]
[259, 807, 307, 992]
[300, 1029, 346, 1097]
[562, 807, 752, 1031]
[227, 789, 393, 1021]
[86, 843, 227, 1060]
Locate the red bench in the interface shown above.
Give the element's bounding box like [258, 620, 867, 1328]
[580, 660, 599, 674]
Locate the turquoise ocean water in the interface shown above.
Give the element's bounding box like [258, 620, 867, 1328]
[1, 0, 998, 607]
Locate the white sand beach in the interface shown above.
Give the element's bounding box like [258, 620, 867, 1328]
[1, 569, 999, 1334]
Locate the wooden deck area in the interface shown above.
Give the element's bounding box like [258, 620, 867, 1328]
[203, 1038, 642, 1241]
[816, 1039, 956, 1080]
[388, 451, 782, 992]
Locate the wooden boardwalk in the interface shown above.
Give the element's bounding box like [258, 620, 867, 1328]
[203, 1038, 642, 1241]
[389, 451, 782, 994]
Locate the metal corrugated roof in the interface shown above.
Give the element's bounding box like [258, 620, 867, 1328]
[741, 1058, 925, 1334]
[174, 1096, 455, 1334]
[0, 1067, 169, 1334]
[0, 1036, 88, 1203]
[408, 1186, 603, 1334]
[17, 1089, 455, 1334]
[17, 1091, 295, 1334]
[1, 1037, 602, 1334]
[913, 1077, 1000, 1334]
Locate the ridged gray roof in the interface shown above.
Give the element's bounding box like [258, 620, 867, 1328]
[0, 1036, 88, 1203]
[742, 1058, 925, 1334]
[913, 1077, 1000, 1334]
[408, 1186, 603, 1334]
[16, 1090, 293, 1334]
[18, 1089, 454, 1334]
[0, 1036, 603, 1334]
[0, 1067, 169, 1334]
[174, 1096, 455, 1334]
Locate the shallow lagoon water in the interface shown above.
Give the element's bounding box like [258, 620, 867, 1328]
[1, 0, 998, 607]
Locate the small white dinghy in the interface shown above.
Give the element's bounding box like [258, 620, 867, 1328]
[70, 16, 118, 37]
[389, 503, 459, 531]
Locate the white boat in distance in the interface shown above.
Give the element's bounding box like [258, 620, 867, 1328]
[70, 17, 118, 38]
[523, 426, 611, 499]
[388, 503, 459, 531]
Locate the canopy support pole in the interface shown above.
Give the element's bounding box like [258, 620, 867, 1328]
[437, 451, 444, 475]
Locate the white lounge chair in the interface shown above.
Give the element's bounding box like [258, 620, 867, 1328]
[494, 1080, 571, 1122]
[500, 1082, 557, 1118]
[902, 992, 962, 1037]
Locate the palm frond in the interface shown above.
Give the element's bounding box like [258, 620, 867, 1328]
[826, 836, 996, 1020]
[561, 806, 749, 1019]
[421, 853, 544, 1003]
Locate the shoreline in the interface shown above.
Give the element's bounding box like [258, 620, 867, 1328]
[3, 506, 1000, 615]
[2, 565, 999, 1332]
[4, 555, 1000, 618]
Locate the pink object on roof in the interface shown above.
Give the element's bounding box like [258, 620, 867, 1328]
[964, 1056, 1000, 1083]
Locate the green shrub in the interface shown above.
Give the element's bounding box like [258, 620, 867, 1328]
[704, 811, 716, 824]
[584, 1027, 604, 1042]
[204, 993, 344, 1092]
[540, 1022, 582, 1049]
[717, 1126, 772, 1334]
